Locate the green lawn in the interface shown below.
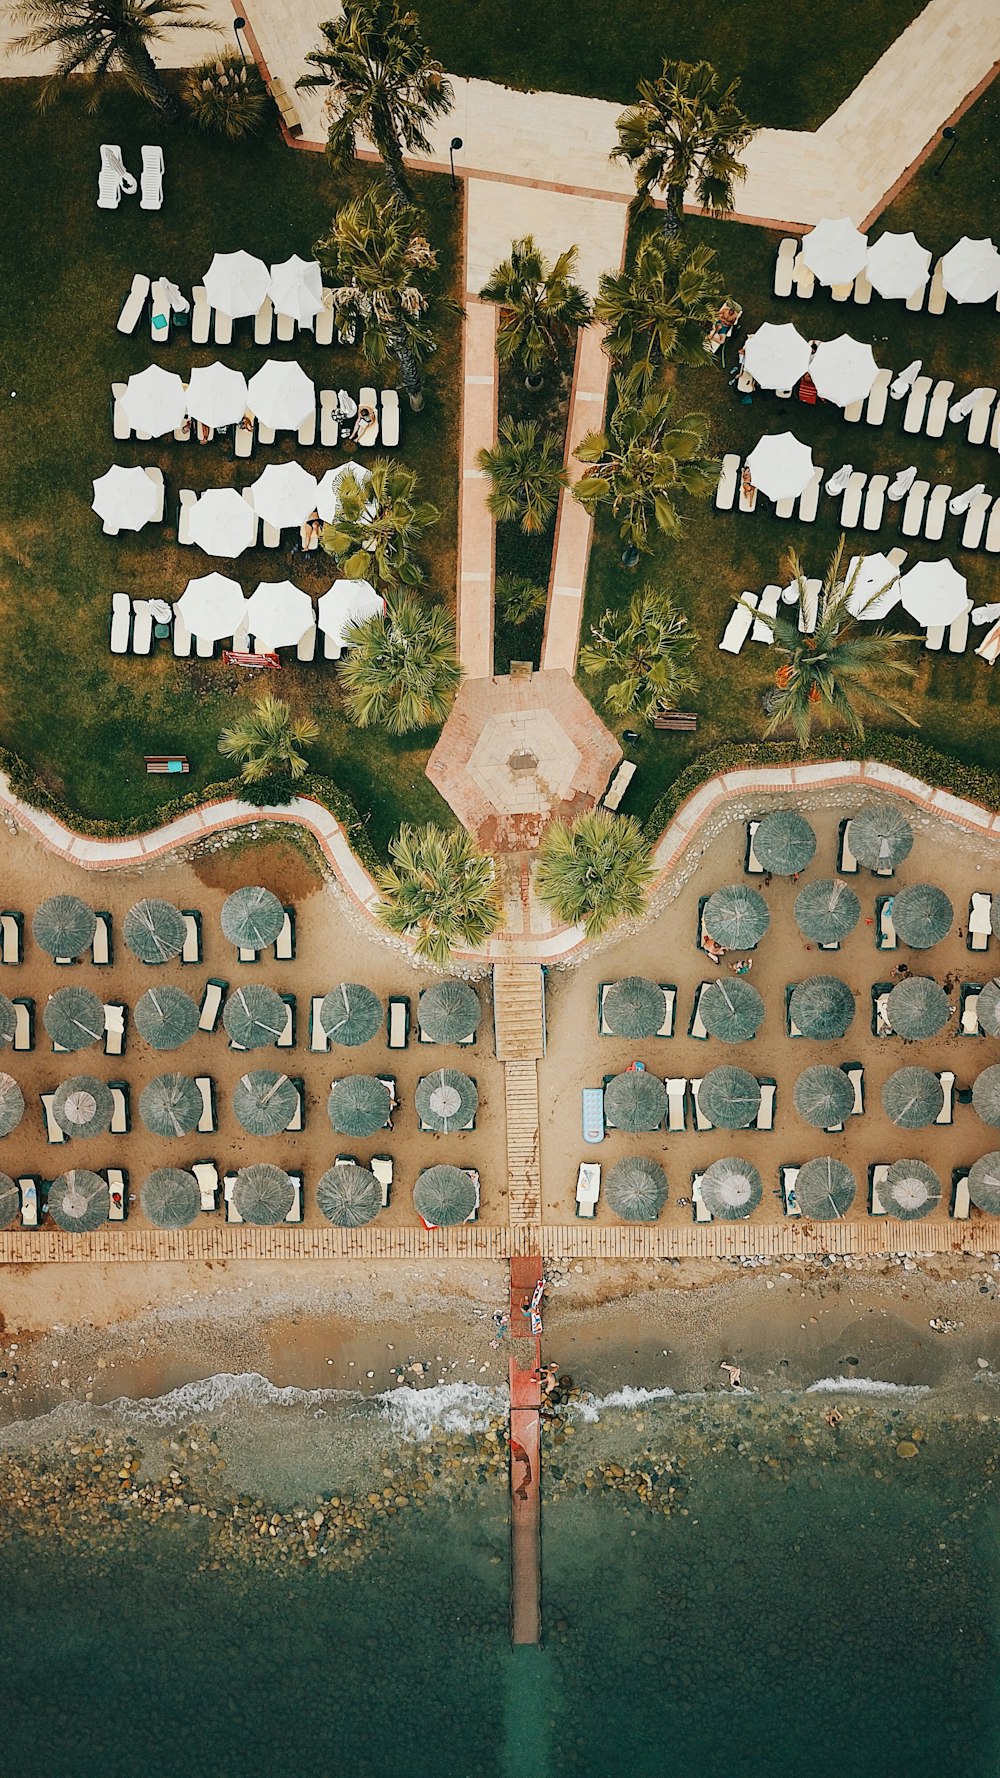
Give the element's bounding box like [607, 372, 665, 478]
[579, 82, 1000, 825]
[0, 80, 462, 857]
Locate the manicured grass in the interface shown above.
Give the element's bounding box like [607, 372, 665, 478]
[0, 79, 462, 857]
[579, 83, 1000, 826]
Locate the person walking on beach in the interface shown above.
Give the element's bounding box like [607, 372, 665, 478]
[720, 1362, 742, 1388]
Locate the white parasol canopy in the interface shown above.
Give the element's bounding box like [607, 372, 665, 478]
[188, 489, 258, 559]
[898, 559, 969, 625]
[316, 460, 373, 522]
[800, 217, 868, 286]
[120, 365, 187, 437]
[246, 581, 314, 650]
[176, 572, 247, 641]
[809, 335, 880, 408]
[741, 322, 812, 390]
[248, 462, 319, 530]
[91, 465, 160, 531]
[744, 432, 815, 502]
[317, 579, 383, 655]
[864, 231, 931, 299]
[267, 255, 324, 324]
[940, 237, 1000, 304]
[186, 363, 249, 429]
[844, 553, 902, 619]
[246, 360, 316, 431]
[203, 250, 270, 319]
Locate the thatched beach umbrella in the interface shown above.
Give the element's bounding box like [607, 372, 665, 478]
[881, 1158, 941, 1220]
[848, 804, 913, 872]
[604, 1070, 666, 1132]
[882, 1066, 944, 1129]
[605, 1157, 668, 1222]
[703, 885, 770, 950]
[0, 994, 18, 1050]
[968, 1153, 1000, 1215]
[789, 975, 855, 1041]
[223, 985, 288, 1050]
[699, 978, 765, 1043]
[701, 1157, 763, 1220]
[699, 1066, 761, 1130]
[601, 977, 668, 1039]
[320, 982, 383, 1048]
[232, 1071, 299, 1136]
[134, 985, 200, 1051]
[794, 878, 861, 946]
[43, 987, 105, 1052]
[885, 976, 950, 1039]
[793, 1064, 856, 1130]
[418, 982, 481, 1045]
[0, 1075, 24, 1138]
[754, 810, 816, 875]
[328, 1075, 392, 1137]
[141, 1167, 200, 1229]
[316, 1163, 381, 1228]
[891, 883, 953, 950]
[32, 895, 96, 960]
[123, 898, 187, 964]
[0, 1173, 20, 1228]
[413, 1164, 478, 1227]
[977, 979, 1000, 1038]
[972, 1065, 1000, 1129]
[221, 886, 284, 950]
[232, 1164, 295, 1226]
[795, 1157, 856, 1220]
[48, 1168, 108, 1233]
[415, 1069, 478, 1133]
[52, 1076, 113, 1139]
[139, 1073, 203, 1138]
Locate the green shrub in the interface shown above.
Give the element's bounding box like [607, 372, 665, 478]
[184, 54, 270, 140]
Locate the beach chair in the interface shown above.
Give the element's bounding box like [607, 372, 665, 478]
[869, 1164, 889, 1215]
[190, 284, 210, 346]
[213, 305, 233, 348]
[357, 388, 379, 446]
[923, 483, 952, 543]
[797, 578, 820, 634]
[109, 1082, 130, 1135]
[925, 621, 946, 653]
[838, 472, 866, 530]
[782, 1166, 801, 1216]
[314, 291, 335, 347]
[951, 1169, 971, 1219]
[900, 480, 930, 538]
[284, 1078, 305, 1133]
[968, 893, 993, 951]
[223, 1173, 241, 1222]
[18, 1178, 39, 1229]
[715, 454, 739, 512]
[936, 1070, 955, 1125]
[309, 997, 330, 1053]
[797, 470, 823, 524]
[719, 594, 757, 655]
[193, 1162, 219, 1212]
[875, 896, 897, 949]
[12, 999, 33, 1051]
[276, 996, 296, 1048]
[862, 475, 888, 531]
[902, 376, 933, 434]
[960, 982, 981, 1035]
[381, 390, 400, 448]
[962, 492, 991, 550]
[575, 1163, 601, 1218]
[180, 910, 201, 965]
[690, 1078, 712, 1132]
[691, 1172, 712, 1222]
[967, 390, 996, 446]
[273, 908, 296, 963]
[831, 275, 854, 303]
[298, 404, 317, 448]
[112, 382, 132, 443]
[275, 304, 296, 344]
[195, 1077, 216, 1134]
[745, 820, 764, 874]
[149, 277, 171, 344]
[387, 996, 410, 1049]
[91, 913, 112, 966]
[984, 501, 1000, 555]
[130, 599, 154, 655]
[97, 143, 135, 209]
[582, 1088, 604, 1144]
[254, 298, 274, 347]
[117, 273, 150, 336]
[773, 237, 797, 298]
[140, 145, 163, 211]
[296, 624, 316, 662]
[602, 760, 636, 811]
[104, 1004, 126, 1057]
[864, 369, 891, 427]
[785, 985, 803, 1037]
[198, 978, 226, 1034]
[792, 253, 815, 299]
[176, 488, 197, 546]
[872, 983, 893, 1036]
[320, 391, 340, 448]
[369, 1156, 392, 1208]
[738, 475, 757, 515]
[688, 984, 709, 1040]
[927, 261, 947, 315]
[756, 1079, 776, 1130]
[172, 610, 192, 657]
[41, 1094, 65, 1145]
[665, 1077, 687, 1132]
[752, 584, 781, 643]
[283, 1173, 304, 1225]
[234, 416, 255, 460]
[842, 1062, 865, 1116]
[110, 593, 132, 655]
[853, 269, 873, 306]
[925, 379, 954, 439]
[0, 912, 23, 965]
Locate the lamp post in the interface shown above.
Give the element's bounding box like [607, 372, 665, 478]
[233, 15, 249, 63]
[449, 137, 463, 193]
[933, 127, 957, 176]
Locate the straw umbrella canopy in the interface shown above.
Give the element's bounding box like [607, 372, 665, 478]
[415, 1069, 478, 1133]
[976, 979, 1000, 1038]
[882, 1066, 944, 1129]
[141, 1167, 200, 1230]
[0, 1075, 24, 1138]
[245, 581, 314, 651]
[744, 432, 815, 502]
[800, 218, 868, 285]
[232, 1164, 295, 1226]
[418, 982, 481, 1045]
[703, 885, 770, 950]
[32, 895, 96, 960]
[699, 978, 765, 1043]
[139, 1073, 203, 1137]
[0, 1173, 20, 1228]
[604, 1070, 666, 1132]
[601, 977, 668, 1039]
[881, 1159, 941, 1220]
[605, 1157, 668, 1222]
[754, 810, 816, 875]
[865, 231, 931, 300]
[809, 335, 880, 408]
[221, 886, 284, 950]
[248, 461, 320, 530]
[844, 552, 902, 619]
[794, 878, 861, 945]
[91, 464, 160, 532]
[699, 1066, 761, 1130]
[789, 975, 855, 1040]
[793, 1064, 856, 1130]
[891, 883, 953, 949]
[899, 559, 969, 626]
[232, 1070, 299, 1136]
[848, 804, 914, 871]
[247, 361, 316, 432]
[968, 1153, 1000, 1216]
[42, 987, 105, 1052]
[742, 322, 812, 390]
[203, 249, 270, 318]
[0, 994, 16, 1050]
[328, 1075, 392, 1137]
[268, 255, 324, 324]
[316, 1162, 381, 1228]
[120, 364, 187, 436]
[885, 976, 950, 1039]
[48, 1169, 108, 1233]
[795, 1157, 856, 1220]
[188, 488, 258, 559]
[176, 572, 246, 642]
[700, 1157, 762, 1220]
[134, 985, 200, 1051]
[972, 1065, 1000, 1129]
[413, 1165, 477, 1227]
[52, 1076, 113, 1139]
[124, 897, 187, 964]
[321, 983, 383, 1048]
[223, 986, 288, 1050]
[940, 237, 1000, 305]
[186, 363, 249, 430]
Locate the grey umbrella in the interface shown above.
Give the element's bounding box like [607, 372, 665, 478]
[881, 1158, 941, 1220]
[968, 1153, 1000, 1215]
[317, 1162, 381, 1228]
[972, 1065, 1000, 1129]
[0, 1173, 20, 1228]
[233, 1070, 299, 1136]
[700, 1157, 763, 1220]
[221, 886, 284, 950]
[604, 1070, 667, 1132]
[413, 1164, 478, 1226]
[601, 977, 668, 1039]
[320, 982, 383, 1047]
[139, 1073, 203, 1137]
[793, 1064, 856, 1129]
[789, 975, 855, 1040]
[977, 979, 1000, 1038]
[43, 987, 105, 1052]
[0, 993, 18, 1050]
[232, 1163, 295, 1226]
[885, 976, 950, 1039]
[32, 895, 96, 960]
[703, 885, 770, 950]
[223, 985, 288, 1050]
[134, 985, 200, 1051]
[48, 1168, 109, 1232]
[891, 883, 953, 949]
[123, 898, 187, 964]
[418, 981, 481, 1045]
[415, 1069, 478, 1133]
[882, 1066, 944, 1128]
[699, 978, 765, 1043]
[0, 1075, 24, 1138]
[699, 1066, 761, 1130]
[52, 1075, 114, 1139]
[794, 878, 861, 945]
[141, 1167, 200, 1229]
[328, 1074, 392, 1137]
[848, 803, 913, 872]
[605, 1156, 668, 1222]
[754, 810, 816, 875]
[794, 1157, 856, 1220]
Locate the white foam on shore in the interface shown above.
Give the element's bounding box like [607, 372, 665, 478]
[572, 1385, 678, 1423]
[376, 1383, 507, 1441]
[804, 1375, 931, 1396]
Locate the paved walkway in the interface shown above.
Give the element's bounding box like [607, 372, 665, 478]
[457, 295, 497, 678]
[541, 322, 618, 673]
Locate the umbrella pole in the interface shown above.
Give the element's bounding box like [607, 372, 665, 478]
[509, 1254, 543, 1647]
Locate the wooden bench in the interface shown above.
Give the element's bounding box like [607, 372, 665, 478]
[270, 79, 302, 136]
[144, 756, 189, 774]
[653, 710, 698, 731]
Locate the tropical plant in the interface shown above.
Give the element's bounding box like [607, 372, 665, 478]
[496, 574, 547, 626]
[298, 0, 452, 204]
[613, 58, 756, 236]
[376, 823, 501, 962]
[338, 593, 462, 734]
[218, 693, 319, 784]
[479, 237, 593, 379]
[10, 0, 208, 115]
[477, 417, 568, 535]
[573, 377, 717, 550]
[581, 585, 700, 721]
[535, 809, 655, 940]
[183, 52, 269, 139]
[595, 234, 722, 393]
[321, 457, 439, 588]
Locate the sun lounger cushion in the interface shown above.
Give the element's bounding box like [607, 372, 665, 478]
[110, 592, 131, 655]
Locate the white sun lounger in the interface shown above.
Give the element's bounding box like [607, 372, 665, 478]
[109, 1086, 129, 1136]
[576, 1163, 600, 1218]
[177, 487, 196, 545]
[198, 980, 224, 1034]
[691, 1173, 712, 1222]
[720, 594, 757, 655]
[689, 985, 709, 1040]
[865, 369, 892, 427]
[140, 145, 163, 211]
[923, 483, 951, 542]
[984, 501, 1000, 554]
[117, 273, 150, 335]
[665, 1077, 687, 1132]
[738, 474, 757, 514]
[967, 389, 996, 446]
[870, 1164, 889, 1215]
[370, 1156, 392, 1209]
[110, 592, 131, 655]
[19, 1178, 39, 1228]
[193, 1162, 219, 1212]
[310, 997, 330, 1052]
[756, 1081, 776, 1130]
[746, 820, 764, 874]
[782, 1166, 801, 1215]
[320, 392, 340, 448]
[773, 237, 797, 298]
[952, 1172, 971, 1219]
[793, 253, 815, 299]
[752, 584, 781, 643]
[962, 492, 992, 550]
[925, 380, 954, 439]
[797, 470, 823, 523]
[840, 471, 866, 529]
[900, 479, 930, 537]
[41, 1094, 65, 1144]
[969, 892, 993, 950]
[961, 989, 981, 1035]
[313, 290, 335, 345]
[715, 454, 739, 512]
[853, 269, 873, 305]
[131, 599, 153, 655]
[936, 1071, 955, 1126]
[276, 306, 295, 345]
[191, 285, 210, 346]
[381, 389, 400, 448]
[98, 144, 135, 209]
[104, 1004, 126, 1056]
[13, 1001, 31, 1051]
[195, 1077, 215, 1134]
[298, 404, 317, 448]
[927, 261, 947, 315]
[112, 381, 131, 442]
[172, 610, 192, 657]
[0, 915, 22, 964]
[357, 388, 379, 446]
[948, 604, 972, 653]
[845, 1065, 865, 1116]
[296, 624, 316, 662]
[831, 276, 854, 303]
[254, 297, 274, 346]
[213, 305, 233, 347]
[862, 474, 888, 531]
[690, 1078, 712, 1132]
[143, 465, 164, 522]
[902, 376, 933, 434]
[878, 900, 897, 947]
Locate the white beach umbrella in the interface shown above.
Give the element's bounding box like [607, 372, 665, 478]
[203, 250, 270, 319]
[187, 363, 249, 429]
[744, 432, 815, 502]
[188, 488, 258, 559]
[176, 571, 247, 641]
[268, 255, 324, 324]
[317, 579, 382, 654]
[809, 335, 880, 408]
[940, 237, 1000, 304]
[91, 465, 159, 532]
[316, 460, 373, 522]
[741, 322, 812, 390]
[246, 580, 314, 650]
[898, 559, 969, 625]
[800, 217, 868, 286]
[844, 553, 902, 619]
[248, 462, 319, 529]
[120, 365, 187, 437]
[246, 360, 316, 431]
[864, 231, 932, 300]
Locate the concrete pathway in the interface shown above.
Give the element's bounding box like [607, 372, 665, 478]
[457, 294, 497, 678]
[541, 322, 619, 673]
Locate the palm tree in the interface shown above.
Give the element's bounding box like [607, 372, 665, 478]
[321, 457, 439, 589]
[581, 585, 701, 722]
[595, 234, 722, 393]
[613, 58, 756, 237]
[573, 377, 717, 551]
[10, 0, 208, 115]
[535, 810, 655, 940]
[479, 237, 593, 383]
[376, 823, 501, 962]
[496, 574, 547, 626]
[477, 417, 568, 535]
[218, 693, 319, 785]
[338, 593, 462, 734]
[298, 0, 452, 205]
